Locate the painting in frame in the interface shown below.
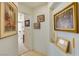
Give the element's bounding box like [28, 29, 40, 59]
[0, 2, 17, 38]
[25, 20, 30, 27]
[34, 22, 40, 29]
[54, 2, 78, 33]
[37, 15, 45, 22]
[56, 37, 70, 53]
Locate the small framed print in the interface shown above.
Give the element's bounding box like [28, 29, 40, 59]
[56, 37, 70, 53]
[34, 22, 40, 29]
[25, 20, 30, 27]
[37, 15, 45, 22]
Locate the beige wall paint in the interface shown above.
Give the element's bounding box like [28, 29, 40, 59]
[24, 15, 33, 50]
[24, 15, 30, 49]
[24, 28, 30, 49]
[0, 2, 18, 56]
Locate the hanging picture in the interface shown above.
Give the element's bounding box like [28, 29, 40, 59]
[25, 20, 30, 27]
[34, 22, 40, 29]
[56, 37, 70, 53]
[54, 2, 78, 33]
[0, 2, 17, 38]
[37, 15, 45, 22]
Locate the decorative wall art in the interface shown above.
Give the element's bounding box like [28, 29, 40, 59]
[37, 15, 45, 22]
[34, 22, 40, 29]
[25, 20, 30, 27]
[54, 2, 78, 33]
[56, 37, 70, 53]
[0, 2, 17, 38]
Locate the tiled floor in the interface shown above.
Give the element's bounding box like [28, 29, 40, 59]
[20, 50, 46, 56]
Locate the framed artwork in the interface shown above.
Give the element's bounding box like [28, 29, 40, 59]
[25, 20, 30, 27]
[54, 2, 78, 33]
[34, 22, 40, 29]
[37, 15, 45, 22]
[56, 37, 70, 53]
[0, 2, 17, 38]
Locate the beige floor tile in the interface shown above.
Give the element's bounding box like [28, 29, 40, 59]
[20, 50, 46, 56]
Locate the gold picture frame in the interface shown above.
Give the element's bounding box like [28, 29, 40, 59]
[34, 22, 40, 29]
[54, 2, 78, 33]
[25, 20, 30, 27]
[56, 37, 70, 53]
[0, 2, 17, 38]
[37, 15, 45, 22]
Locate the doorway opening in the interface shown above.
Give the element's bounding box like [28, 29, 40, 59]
[18, 13, 30, 55]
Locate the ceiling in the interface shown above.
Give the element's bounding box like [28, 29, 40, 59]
[19, 2, 48, 9]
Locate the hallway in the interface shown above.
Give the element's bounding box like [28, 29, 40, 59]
[18, 2, 79, 56]
[0, 2, 79, 56]
[18, 2, 49, 56]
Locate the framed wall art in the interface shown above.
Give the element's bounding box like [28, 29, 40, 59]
[56, 37, 70, 53]
[37, 15, 45, 22]
[34, 22, 40, 29]
[0, 2, 17, 38]
[25, 20, 30, 27]
[54, 2, 78, 33]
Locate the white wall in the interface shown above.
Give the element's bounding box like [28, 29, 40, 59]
[0, 3, 18, 56]
[48, 2, 79, 56]
[32, 4, 50, 54]
[18, 4, 33, 15]
[0, 35, 18, 56]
